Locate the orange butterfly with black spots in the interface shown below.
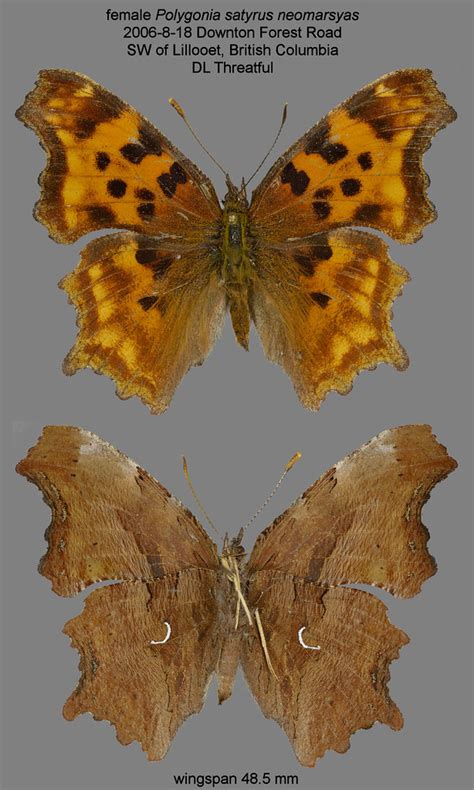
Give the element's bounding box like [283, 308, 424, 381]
[16, 68, 455, 413]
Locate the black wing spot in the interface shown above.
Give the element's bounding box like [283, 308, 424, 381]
[310, 292, 331, 308]
[135, 188, 155, 201]
[138, 295, 159, 311]
[313, 201, 331, 220]
[157, 162, 188, 198]
[340, 178, 361, 196]
[305, 119, 348, 163]
[137, 203, 155, 220]
[107, 179, 127, 198]
[120, 142, 147, 164]
[357, 152, 373, 171]
[314, 187, 333, 199]
[96, 152, 110, 171]
[135, 248, 157, 265]
[281, 162, 310, 196]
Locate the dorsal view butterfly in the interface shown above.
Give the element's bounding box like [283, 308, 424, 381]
[17, 424, 456, 765]
[16, 69, 455, 413]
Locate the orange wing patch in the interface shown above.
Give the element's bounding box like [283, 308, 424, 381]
[16, 69, 220, 243]
[250, 229, 408, 409]
[61, 232, 226, 413]
[251, 69, 456, 244]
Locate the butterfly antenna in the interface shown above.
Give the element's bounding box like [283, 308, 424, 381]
[169, 98, 228, 178]
[241, 451, 301, 534]
[244, 103, 288, 189]
[182, 457, 220, 536]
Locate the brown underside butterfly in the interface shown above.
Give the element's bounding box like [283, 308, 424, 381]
[17, 424, 456, 765]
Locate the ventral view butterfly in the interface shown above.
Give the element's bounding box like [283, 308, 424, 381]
[17, 425, 456, 766]
[16, 69, 455, 413]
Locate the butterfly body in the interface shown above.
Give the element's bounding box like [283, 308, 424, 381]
[17, 68, 455, 412]
[17, 425, 456, 765]
[220, 182, 253, 349]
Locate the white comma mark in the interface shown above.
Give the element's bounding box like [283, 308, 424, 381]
[298, 626, 321, 651]
[150, 621, 171, 645]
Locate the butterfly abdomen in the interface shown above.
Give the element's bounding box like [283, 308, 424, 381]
[221, 195, 254, 350]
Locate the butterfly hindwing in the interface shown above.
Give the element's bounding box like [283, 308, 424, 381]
[16, 69, 220, 243]
[60, 233, 226, 413]
[241, 574, 407, 767]
[250, 69, 456, 244]
[63, 572, 220, 761]
[250, 229, 409, 409]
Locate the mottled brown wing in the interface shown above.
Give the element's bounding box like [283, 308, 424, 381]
[16, 425, 219, 596]
[16, 426, 222, 759]
[241, 574, 408, 767]
[247, 425, 457, 597]
[16, 69, 221, 243]
[60, 233, 226, 413]
[242, 426, 456, 765]
[63, 571, 221, 760]
[250, 230, 409, 409]
[250, 69, 456, 244]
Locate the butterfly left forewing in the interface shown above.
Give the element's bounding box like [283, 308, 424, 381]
[16, 69, 220, 243]
[242, 426, 456, 765]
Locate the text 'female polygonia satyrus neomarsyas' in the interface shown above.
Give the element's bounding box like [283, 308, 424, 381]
[17, 425, 456, 765]
[16, 69, 455, 412]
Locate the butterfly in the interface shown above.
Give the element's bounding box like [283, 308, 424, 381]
[16, 424, 456, 766]
[16, 69, 455, 413]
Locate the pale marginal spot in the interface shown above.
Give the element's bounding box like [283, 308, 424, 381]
[74, 85, 95, 98]
[298, 626, 320, 651]
[359, 274, 377, 297]
[48, 98, 65, 109]
[331, 335, 350, 366]
[352, 292, 371, 318]
[383, 176, 406, 204]
[349, 321, 376, 345]
[99, 326, 122, 347]
[392, 208, 405, 228]
[78, 430, 104, 454]
[366, 257, 379, 277]
[121, 338, 138, 366]
[150, 622, 171, 645]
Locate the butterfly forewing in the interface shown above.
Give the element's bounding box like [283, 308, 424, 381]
[247, 425, 456, 597]
[16, 425, 219, 596]
[16, 69, 221, 243]
[250, 69, 456, 243]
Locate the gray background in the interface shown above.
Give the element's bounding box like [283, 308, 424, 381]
[1, 1, 472, 788]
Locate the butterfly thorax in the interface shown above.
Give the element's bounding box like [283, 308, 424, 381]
[221, 181, 253, 350]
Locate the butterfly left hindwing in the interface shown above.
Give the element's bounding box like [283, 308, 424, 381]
[17, 425, 457, 765]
